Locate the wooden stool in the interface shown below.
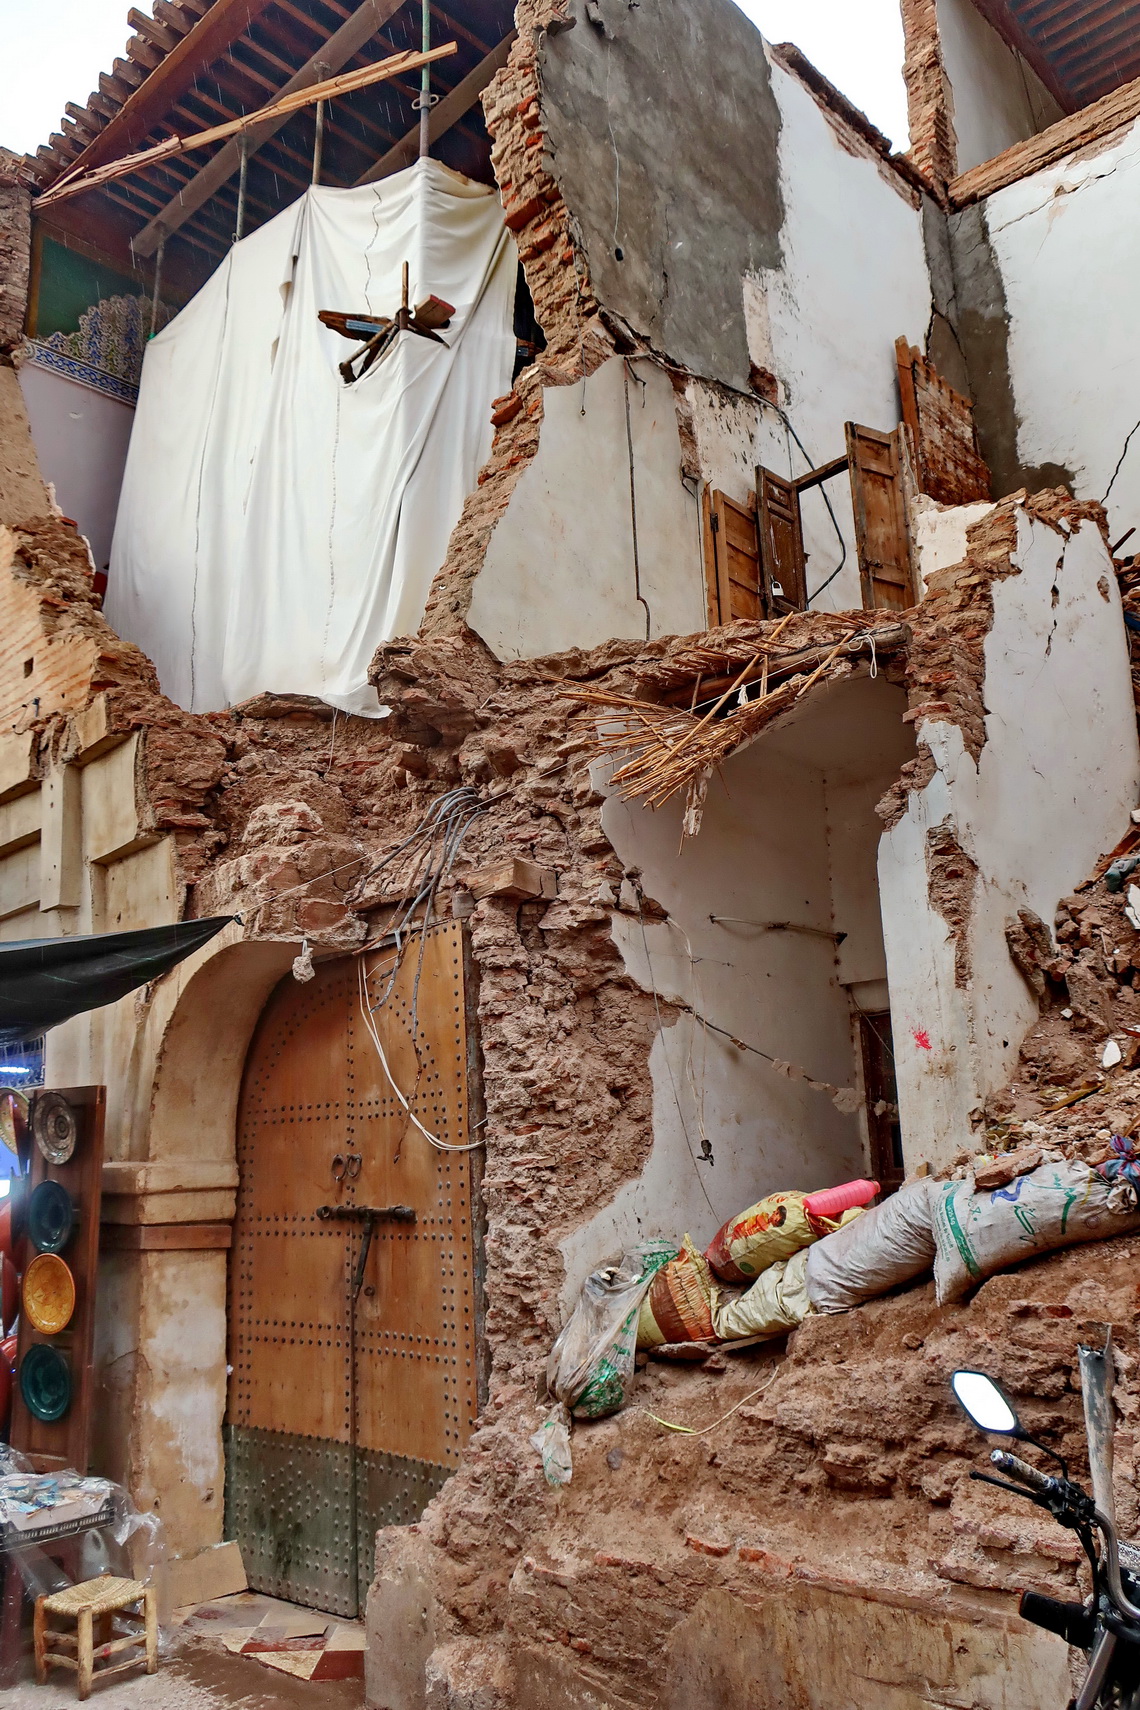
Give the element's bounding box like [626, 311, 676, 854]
[34, 1575, 157, 1701]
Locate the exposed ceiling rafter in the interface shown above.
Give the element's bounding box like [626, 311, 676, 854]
[133, 0, 411, 257]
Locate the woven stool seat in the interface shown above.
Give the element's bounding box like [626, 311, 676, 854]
[41, 1577, 147, 1619]
[35, 1574, 158, 1700]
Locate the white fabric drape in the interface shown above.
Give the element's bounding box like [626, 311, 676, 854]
[107, 160, 516, 714]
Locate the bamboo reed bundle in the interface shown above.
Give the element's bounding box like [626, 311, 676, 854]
[569, 630, 864, 837]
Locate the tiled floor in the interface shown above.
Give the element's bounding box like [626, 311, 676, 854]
[175, 1589, 366, 1683]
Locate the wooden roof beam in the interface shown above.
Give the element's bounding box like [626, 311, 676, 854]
[151, 1, 197, 34]
[54, 0, 280, 182]
[356, 32, 513, 183]
[133, 0, 409, 257]
[127, 10, 184, 54]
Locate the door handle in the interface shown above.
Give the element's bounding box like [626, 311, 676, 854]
[316, 1205, 416, 1301]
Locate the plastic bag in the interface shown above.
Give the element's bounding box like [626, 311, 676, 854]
[637, 1235, 718, 1348]
[547, 1239, 675, 1422]
[530, 1403, 573, 1488]
[714, 1246, 812, 1340]
[806, 1179, 935, 1313]
[705, 1192, 813, 1283]
[931, 1159, 1140, 1305]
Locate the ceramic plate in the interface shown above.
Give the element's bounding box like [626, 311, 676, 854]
[26, 1180, 75, 1255]
[32, 1092, 78, 1166]
[0, 1088, 29, 1160]
[19, 1342, 71, 1423]
[22, 1253, 76, 1336]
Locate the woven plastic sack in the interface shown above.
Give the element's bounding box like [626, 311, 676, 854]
[714, 1246, 812, 1340]
[806, 1180, 935, 1313]
[636, 1235, 718, 1348]
[931, 1159, 1140, 1306]
[705, 1192, 814, 1283]
[547, 1239, 675, 1422]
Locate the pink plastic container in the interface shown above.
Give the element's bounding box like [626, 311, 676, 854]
[804, 1178, 879, 1221]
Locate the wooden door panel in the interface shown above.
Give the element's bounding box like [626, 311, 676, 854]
[757, 466, 807, 611]
[226, 923, 478, 1614]
[353, 928, 477, 1470]
[846, 422, 914, 611]
[703, 487, 766, 624]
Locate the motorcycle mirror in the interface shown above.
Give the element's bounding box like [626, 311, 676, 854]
[951, 1369, 1022, 1436]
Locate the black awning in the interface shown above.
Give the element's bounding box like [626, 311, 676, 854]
[0, 918, 233, 1046]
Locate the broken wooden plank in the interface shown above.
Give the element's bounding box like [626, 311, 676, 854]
[42, 40, 456, 221]
[467, 857, 557, 903]
[43, 0, 279, 184]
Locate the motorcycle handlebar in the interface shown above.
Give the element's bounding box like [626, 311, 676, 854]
[991, 1450, 1055, 1494]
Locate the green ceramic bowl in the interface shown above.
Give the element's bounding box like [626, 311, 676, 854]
[18, 1342, 71, 1423]
[26, 1180, 74, 1255]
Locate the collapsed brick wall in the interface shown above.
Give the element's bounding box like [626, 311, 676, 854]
[419, 0, 616, 641]
[899, 0, 956, 193]
[360, 490, 1140, 1708]
[404, 1231, 1136, 1708]
[878, 489, 1107, 825]
[9, 465, 1138, 1710]
[0, 149, 31, 356]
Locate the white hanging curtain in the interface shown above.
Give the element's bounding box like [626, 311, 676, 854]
[107, 159, 516, 715]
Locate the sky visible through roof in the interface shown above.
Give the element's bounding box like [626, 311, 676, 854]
[0, 0, 911, 161]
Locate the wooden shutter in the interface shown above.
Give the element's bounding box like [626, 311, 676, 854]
[846, 423, 915, 612]
[701, 486, 764, 625]
[895, 337, 991, 506]
[757, 466, 807, 612]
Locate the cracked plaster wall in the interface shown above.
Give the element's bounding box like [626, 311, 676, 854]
[974, 119, 1140, 544]
[880, 506, 1140, 1167]
[939, 117, 1140, 537]
[470, 4, 932, 655]
[688, 56, 932, 616]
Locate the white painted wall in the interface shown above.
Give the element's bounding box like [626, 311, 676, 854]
[984, 118, 1140, 547]
[937, 0, 1061, 175]
[472, 58, 933, 659]
[881, 509, 1140, 1167]
[728, 57, 933, 613]
[911, 495, 995, 591]
[559, 673, 914, 1305]
[18, 364, 134, 573]
[468, 356, 705, 658]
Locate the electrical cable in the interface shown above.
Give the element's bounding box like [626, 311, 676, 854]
[624, 361, 652, 641]
[352, 786, 492, 1153]
[633, 1368, 780, 1435]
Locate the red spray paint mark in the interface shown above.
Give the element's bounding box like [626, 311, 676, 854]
[912, 1027, 932, 1051]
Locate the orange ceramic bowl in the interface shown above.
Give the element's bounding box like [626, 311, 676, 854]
[22, 1252, 76, 1336]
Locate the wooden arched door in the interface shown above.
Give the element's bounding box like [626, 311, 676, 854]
[225, 923, 482, 1616]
